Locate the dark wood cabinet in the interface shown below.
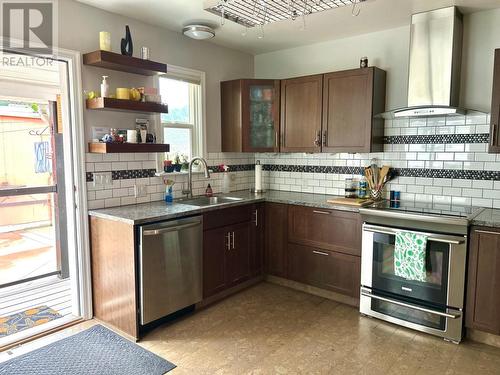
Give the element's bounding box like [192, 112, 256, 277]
[221, 79, 280, 153]
[203, 226, 228, 298]
[322, 67, 385, 153]
[288, 243, 360, 298]
[202, 204, 263, 299]
[489, 49, 500, 153]
[250, 204, 265, 277]
[280, 75, 323, 153]
[288, 205, 362, 256]
[466, 227, 500, 334]
[265, 202, 288, 278]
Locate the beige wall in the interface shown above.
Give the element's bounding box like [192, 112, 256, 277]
[58, 0, 254, 152]
[255, 8, 500, 113]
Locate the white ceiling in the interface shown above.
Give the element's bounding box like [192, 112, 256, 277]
[76, 0, 500, 55]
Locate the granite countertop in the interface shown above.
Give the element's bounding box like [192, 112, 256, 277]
[88, 190, 356, 225]
[470, 208, 500, 229]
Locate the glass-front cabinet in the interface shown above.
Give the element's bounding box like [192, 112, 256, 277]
[221, 79, 280, 153]
[243, 80, 280, 152]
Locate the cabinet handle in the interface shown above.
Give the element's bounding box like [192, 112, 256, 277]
[275, 131, 278, 149]
[491, 124, 497, 146]
[313, 250, 329, 256]
[313, 210, 330, 215]
[231, 231, 235, 249]
[323, 130, 327, 146]
[226, 232, 231, 250]
[476, 230, 500, 236]
[253, 209, 258, 227]
[314, 130, 321, 147]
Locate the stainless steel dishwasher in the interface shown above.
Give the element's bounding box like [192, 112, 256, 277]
[139, 215, 203, 325]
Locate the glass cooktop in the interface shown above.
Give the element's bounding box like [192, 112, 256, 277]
[369, 200, 482, 219]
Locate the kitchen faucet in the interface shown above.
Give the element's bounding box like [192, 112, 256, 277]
[182, 157, 211, 198]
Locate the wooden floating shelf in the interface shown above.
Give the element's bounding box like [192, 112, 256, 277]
[86, 97, 168, 113]
[88, 142, 170, 154]
[83, 50, 167, 76]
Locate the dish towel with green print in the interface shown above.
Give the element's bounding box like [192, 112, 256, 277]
[394, 231, 427, 282]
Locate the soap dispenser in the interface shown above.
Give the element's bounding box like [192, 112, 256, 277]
[100, 75, 109, 98]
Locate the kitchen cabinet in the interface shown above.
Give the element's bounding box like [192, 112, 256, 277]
[250, 204, 265, 277]
[203, 203, 263, 298]
[322, 67, 385, 153]
[265, 202, 288, 278]
[288, 244, 361, 298]
[466, 227, 500, 334]
[288, 205, 362, 256]
[221, 79, 280, 153]
[489, 49, 500, 153]
[280, 75, 323, 153]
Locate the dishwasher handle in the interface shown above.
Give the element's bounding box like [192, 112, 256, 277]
[143, 220, 201, 236]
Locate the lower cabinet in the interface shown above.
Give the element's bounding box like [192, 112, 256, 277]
[203, 204, 264, 299]
[288, 243, 361, 298]
[466, 226, 500, 334]
[265, 202, 288, 278]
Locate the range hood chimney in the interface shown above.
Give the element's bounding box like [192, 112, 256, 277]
[380, 7, 483, 119]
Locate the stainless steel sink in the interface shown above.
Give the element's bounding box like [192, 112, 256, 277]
[178, 196, 244, 207]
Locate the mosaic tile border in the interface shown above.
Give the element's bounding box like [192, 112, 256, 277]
[86, 164, 255, 182]
[263, 164, 500, 181]
[383, 133, 490, 144]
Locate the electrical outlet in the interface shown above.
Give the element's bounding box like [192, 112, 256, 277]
[134, 184, 147, 198]
[93, 172, 113, 188]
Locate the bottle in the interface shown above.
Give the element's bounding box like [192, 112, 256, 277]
[165, 186, 173, 205]
[100, 75, 109, 98]
[358, 176, 368, 199]
[205, 183, 213, 197]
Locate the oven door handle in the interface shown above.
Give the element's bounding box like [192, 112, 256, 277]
[361, 289, 461, 319]
[363, 224, 465, 245]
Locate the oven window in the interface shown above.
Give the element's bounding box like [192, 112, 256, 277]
[372, 299, 446, 330]
[372, 233, 449, 306]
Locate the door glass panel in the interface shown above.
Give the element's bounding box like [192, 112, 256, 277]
[249, 85, 276, 149]
[0, 193, 57, 285]
[372, 232, 449, 305]
[372, 299, 446, 330]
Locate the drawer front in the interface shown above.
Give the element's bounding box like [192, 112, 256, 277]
[203, 204, 253, 231]
[288, 205, 361, 256]
[287, 243, 361, 297]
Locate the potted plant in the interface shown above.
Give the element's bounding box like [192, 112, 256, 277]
[173, 153, 182, 172]
[163, 158, 175, 173]
[180, 154, 190, 172]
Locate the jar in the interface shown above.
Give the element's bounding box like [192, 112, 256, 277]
[344, 178, 357, 198]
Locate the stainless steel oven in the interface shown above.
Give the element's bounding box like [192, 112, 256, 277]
[359, 204, 473, 344]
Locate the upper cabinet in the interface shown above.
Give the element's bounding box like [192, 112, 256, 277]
[221, 79, 280, 153]
[280, 75, 323, 153]
[322, 67, 386, 153]
[220, 67, 386, 154]
[489, 49, 500, 153]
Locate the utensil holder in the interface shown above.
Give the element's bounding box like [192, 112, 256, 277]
[370, 188, 383, 201]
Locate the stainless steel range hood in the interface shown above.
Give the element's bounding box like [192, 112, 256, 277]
[380, 7, 483, 119]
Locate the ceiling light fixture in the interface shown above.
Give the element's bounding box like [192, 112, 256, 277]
[182, 24, 215, 40]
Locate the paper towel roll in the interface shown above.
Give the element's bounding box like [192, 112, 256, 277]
[255, 161, 262, 191]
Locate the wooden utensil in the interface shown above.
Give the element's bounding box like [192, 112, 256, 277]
[378, 166, 390, 187]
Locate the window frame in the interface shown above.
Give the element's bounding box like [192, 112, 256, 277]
[155, 65, 206, 171]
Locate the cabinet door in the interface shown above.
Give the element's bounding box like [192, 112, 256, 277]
[489, 49, 500, 153]
[322, 251, 361, 298]
[466, 227, 500, 334]
[221, 80, 242, 152]
[249, 204, 265, 277]
[280, 75, 323, 153]
[242, 80, 280, 152]
[287, 243, 323, 288]
[203, 226, 229, 298]
[288, 206, 362, 256]
[265, 203, 288, 278]
[226, 221, 251, 287]
[322, 68, 385, 153]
